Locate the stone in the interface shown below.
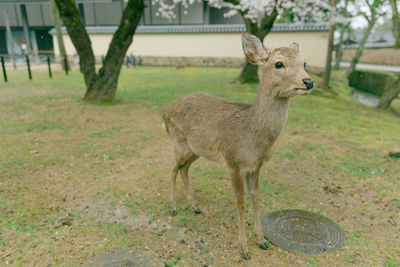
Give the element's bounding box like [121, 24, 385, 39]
[139, 56, 244, 68]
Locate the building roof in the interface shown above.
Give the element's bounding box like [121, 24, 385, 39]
[50, 23, 329, 35]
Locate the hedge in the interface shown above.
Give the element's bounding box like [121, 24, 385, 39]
[348, 69, 399, 96]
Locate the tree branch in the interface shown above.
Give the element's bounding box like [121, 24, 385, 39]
[258, 7, 279, 40]
[99, 0, 144, 78]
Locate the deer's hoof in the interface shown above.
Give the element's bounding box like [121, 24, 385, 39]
[194, 208, 201, 214]
[259, 242, 269, 250]
[171, 209, 177, 216]
[241, 252, 251, 260]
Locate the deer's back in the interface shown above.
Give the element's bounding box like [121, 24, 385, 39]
[163, 93, 254, 162]
[164, 92, 251, 135]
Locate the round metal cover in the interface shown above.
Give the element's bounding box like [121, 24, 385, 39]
[261, 209, 345, 254]
[85, 249, 162, 267]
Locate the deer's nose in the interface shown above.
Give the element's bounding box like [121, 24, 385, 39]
[302, 78, 314, 90]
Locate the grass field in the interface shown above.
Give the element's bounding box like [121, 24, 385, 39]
[0, 66, 399, 266]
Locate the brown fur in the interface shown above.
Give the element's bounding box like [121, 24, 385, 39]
[163, 33, 313, 259]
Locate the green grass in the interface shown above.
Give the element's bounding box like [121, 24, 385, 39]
[0, 66, 399, 266]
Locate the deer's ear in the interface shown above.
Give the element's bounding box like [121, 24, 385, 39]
[242, 33, 268, 65]
[290, 42, 299, 52]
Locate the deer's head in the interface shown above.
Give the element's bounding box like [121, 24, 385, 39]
[242, 33, 314, 98]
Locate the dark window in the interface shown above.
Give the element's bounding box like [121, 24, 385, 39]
[78, 3, 85, 26]
[35, 29, 53, 54]
[0, 29, 7, 54]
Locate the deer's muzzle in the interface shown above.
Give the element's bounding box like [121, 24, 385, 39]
[302, 78, 314, 90]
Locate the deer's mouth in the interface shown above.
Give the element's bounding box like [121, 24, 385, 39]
[296, 88, 313, 95]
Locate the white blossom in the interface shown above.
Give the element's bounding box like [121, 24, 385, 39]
[153, 0, 340, 24]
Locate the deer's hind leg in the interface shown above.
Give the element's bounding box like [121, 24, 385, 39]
[169, 136, 199, 216]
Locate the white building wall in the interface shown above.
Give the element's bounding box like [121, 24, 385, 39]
[53, 31, 328, 67]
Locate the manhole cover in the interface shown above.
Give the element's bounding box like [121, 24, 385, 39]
[85, 249, 162, 267]
[261, 209, 345, 254]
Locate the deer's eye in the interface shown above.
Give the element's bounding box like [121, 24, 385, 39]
[275, 62, 284, 69]
[304, 63, 307, 68]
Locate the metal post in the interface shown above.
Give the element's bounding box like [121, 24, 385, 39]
[1, 57, 7, 82]
[64, 55, 68, 75]
[26, 55, 32, 80]
[47, 55, 52, 78]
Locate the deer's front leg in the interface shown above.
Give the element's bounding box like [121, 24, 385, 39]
[246, 172, 268, 250]
[229, 168, 250, 260]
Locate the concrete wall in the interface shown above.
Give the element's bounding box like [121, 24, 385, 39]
[53, 31, 328, 67]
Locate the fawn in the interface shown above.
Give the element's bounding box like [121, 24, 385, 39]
[163, 33, 314, 259]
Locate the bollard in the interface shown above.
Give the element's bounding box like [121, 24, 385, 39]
[1, 56, 7, 82]
[63, 55, 69, 75]
[26, 55, 32, 80]
[47, 55, 52, 78]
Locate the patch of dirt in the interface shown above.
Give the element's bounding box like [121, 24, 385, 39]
[323, 184, 343, 195]
[76, 198, 151, 231]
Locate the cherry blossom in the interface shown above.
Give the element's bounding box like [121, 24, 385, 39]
[153, 0, 337, 24]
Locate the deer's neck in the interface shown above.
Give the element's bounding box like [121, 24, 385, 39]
[251, 86, 289, 142]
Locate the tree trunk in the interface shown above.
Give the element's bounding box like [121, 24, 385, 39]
[377, 79, 400, 110]
[54, 0, 144, 101]
[239, 9, 278, 83]
[322, 0, 337, 89]
[239, 62, 259, 83]
[344, 17, 377, 79]
[334, 22, 347, 70]
[54, 0, 97, 89]
[335, 0, 349, 70]
[389, 0, 400, 48]
[83, 73, 119, 101]
[84, 0, 144, 101]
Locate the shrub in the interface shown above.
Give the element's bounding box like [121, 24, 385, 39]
[348, 70, 400, 110]
[348, 70, 398, 96]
